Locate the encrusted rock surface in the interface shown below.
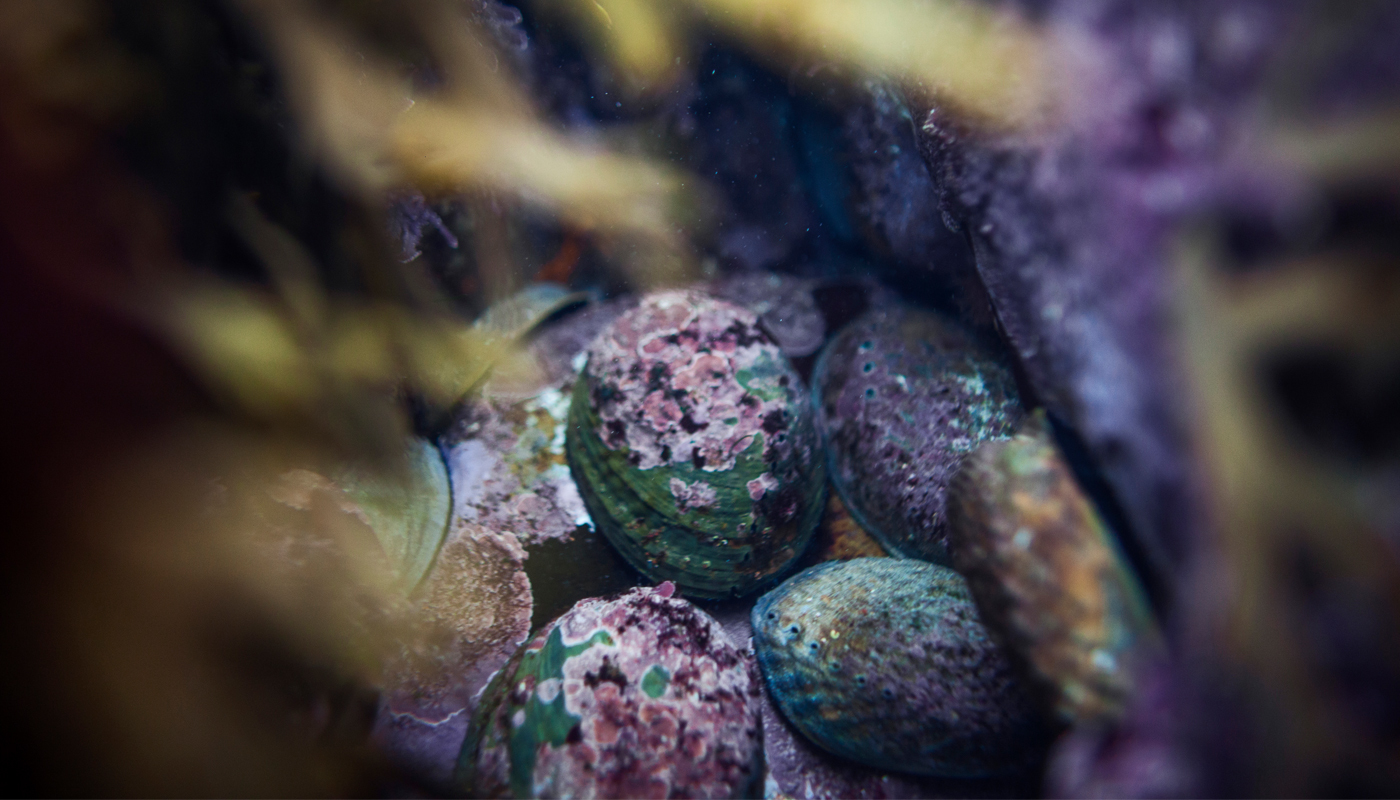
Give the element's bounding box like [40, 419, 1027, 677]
[371, 518, 534, 792]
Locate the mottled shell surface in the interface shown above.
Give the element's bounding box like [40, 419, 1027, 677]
[947, 415, 1159, 724]
[459, 583, 762, 799]
[752, 558, 1047, 777]
[567, 290, 825, 599]
[813, 306, 1021, 562]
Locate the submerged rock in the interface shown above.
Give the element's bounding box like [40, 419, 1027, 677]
[459, 583, 762, 798]
[752, 558, 1048, 778]
[813, 305, 1022, 562]
[378, 298, 647, 788]
[444, 297, 644, 632]
[948, 413, 1160, 725]
[373, 519, 534, 791]
[708, 272, 826, 358]
[567, 290, 825, 599]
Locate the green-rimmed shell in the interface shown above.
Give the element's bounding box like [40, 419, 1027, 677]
[566, 290, 825, 599]
[457, 582, 761, 798]
[751, 558, 1049, 777]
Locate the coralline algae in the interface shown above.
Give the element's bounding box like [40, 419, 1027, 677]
[458, 583, 762, 798]
[947, 413, 1160, 724]
[444, 298, 647, 630]
[567, 290, 825, 599]
[814, 305, 1021, 562]
[752, 558, 1047, 778]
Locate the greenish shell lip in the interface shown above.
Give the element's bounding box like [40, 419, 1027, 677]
[567, 359, 826, 600]
[471, 283, 589, 338]
[332, 437, 452, 592]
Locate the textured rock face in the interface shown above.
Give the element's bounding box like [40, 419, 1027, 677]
[814, 305, 1022, 562]
[568, 290, 825, 598]
[906, 0, 1287, 582]
[838, 80, 995, 333]
[373, 518, 534, 792]
[752, 558, 1048, 778]
[444, 298, 650, 633]
[898, 3, 1312, 794]
[459, 583, 762, 799]
[948, 415, 1160, 725]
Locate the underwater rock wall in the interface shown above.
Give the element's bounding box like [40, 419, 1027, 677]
[909, 1, 1288, 582]
[906, 1, 1400, 795]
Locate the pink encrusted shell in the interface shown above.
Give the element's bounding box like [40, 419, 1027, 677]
[463, 583, 763, 798]
[586, 289, 796, 476]
[564, 289, 826, 598]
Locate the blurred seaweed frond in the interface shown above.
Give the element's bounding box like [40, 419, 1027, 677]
[1175, 30, 1400, 784]
[544, 0, 1053, 127]
[147, 0, 1062, 447]
[240, 0, 705, 279]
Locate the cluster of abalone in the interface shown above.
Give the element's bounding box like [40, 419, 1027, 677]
[431, 286, 1161, 789]
[566, 289, 826, 599]
[746, 302, 1159, 782]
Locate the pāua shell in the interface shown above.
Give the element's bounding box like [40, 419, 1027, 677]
[567, 290, 825, 599]
[947, 413, 1159, 724]
[330, 437, 451, 592]
[813, 305, 1021, 562]
[458, 582, 761, 799]
[752, 558, 1047, 777]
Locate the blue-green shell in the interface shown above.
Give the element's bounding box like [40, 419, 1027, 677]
[752, 558, 1048, 777]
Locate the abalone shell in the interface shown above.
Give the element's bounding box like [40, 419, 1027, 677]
[813, 305, 1021, 562]
[458, 583, 762, 798]
[751, 557, 1048, 777]
[947, 413, 1160, 724]
[331, 437, 451, 592]
[567, 289, 825, 599]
